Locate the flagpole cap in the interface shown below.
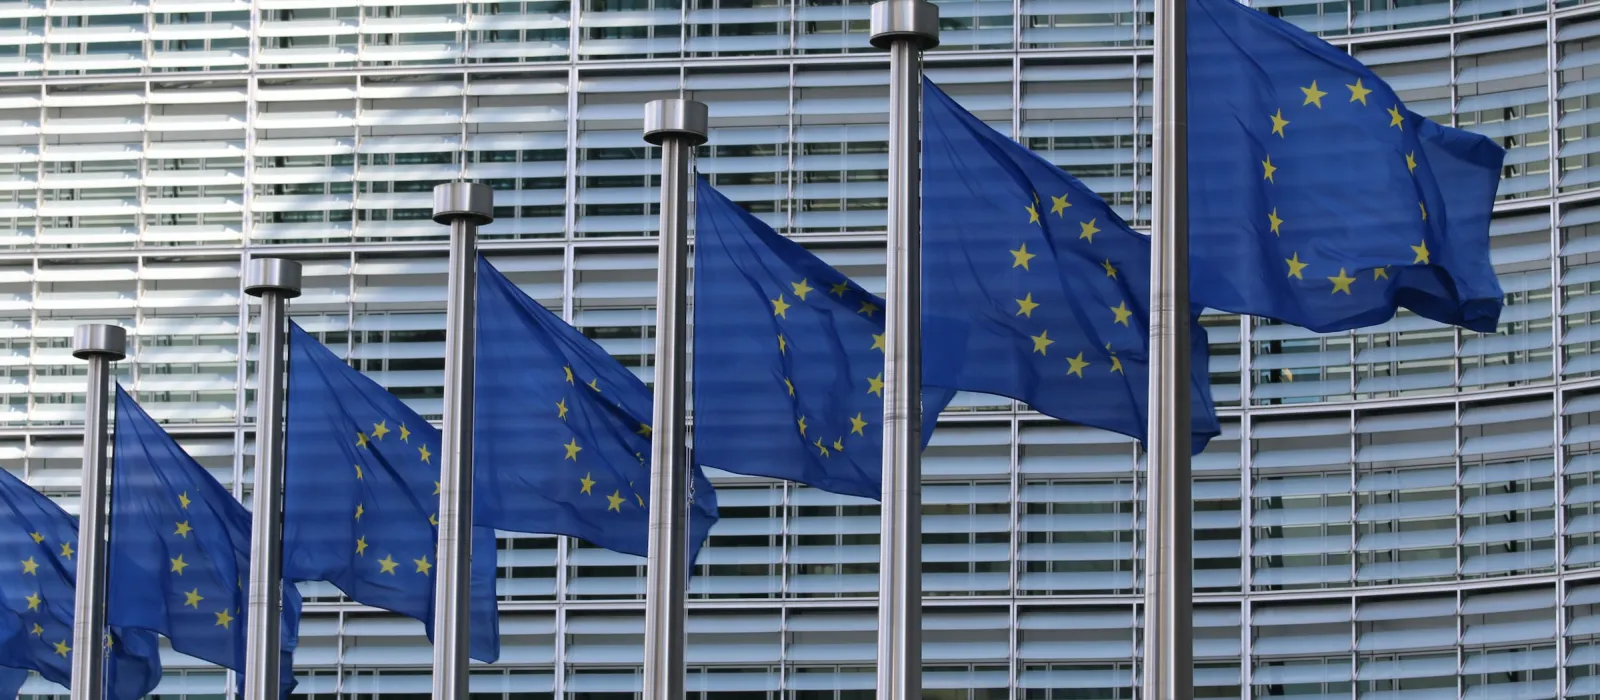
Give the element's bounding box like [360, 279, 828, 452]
[870, 0, 940, 50]
[643, 99, 709, 147]
[72, 324, 126, 361]
[432, 182, 495, 226]
[245, 258, 303, 299]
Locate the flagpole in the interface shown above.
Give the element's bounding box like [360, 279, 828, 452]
[243, 258, 302, 700]
[432, 182, 493, 700]
[69, 322, 126, 700]
[868, 3, 937, 699]
[1144, 0, 1194, 695]
[640, 97, 706, 700]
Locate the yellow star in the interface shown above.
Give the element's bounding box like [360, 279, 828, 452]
[1262, 155, 1277, 183]
[1419, 201, 1427, 221]
[1328, 268, 1356, 295]
[182, 588, 203, 609]
[30, 623, 40, 636]
[858, 300, 879, 317]
[356, 431, 368, 448]
[871, 333, 886, 352]
[170, 555, 188, 575]
[429, 513, 438, 526]
[563, 438, 582, 461]
[606, 491, 625, 512]
[1076, 218, 1099, 243]
[1412, 240, 1430, 264]
[771, 295, 791, 318]
[832, 438, 844, 452]
[378, 555, 398, 574]
[1406, 151, 1417, 173]
[1270, 109, 1289, 137]
[25, 593, 40, 611]
[174, 521, 192, 538]
[1026, 202, 1040, 224]
[1031, 330, 1054, 356]
[1301, 80, 1327, 108]
[1110, 301, 1133, 326]
[1050, 193, 1070, 216]
[59, 542, 72, 560]
[215, 609, 233, 629]
[53, 640, 69, 657]
[778, 334, 787, 354]
[1102, 259, 1117, 279]
[419, 445, 432, 463]
[580, 473, 596, 495]
[1374, 266, 1390, 280]
[867, 373, 884, 397]
[105, 632, 113, 649]
[635, 493, 645, 508]
[813, 438, 830, 458]
[785, 378, 795, 396]
[1286, 252, 1308, 279]
[850, 413, 868, 436]
[432, 481, 440, 495]
[1348, 78, 1372, 105]
[414, 555, 432, 575]
[29, 532, 41, 544]
[1010, 244, 1037, 270]
[1110, 354, 1125, 374]
[354, 503, 364, 521]
[1015, 293, 1039, 318]
[355, 536, 368, 556]
[791, 279, 813, 300]
[371, 421, 389, 440]
[637, 423, 651, 437]
[830, 280, 850, 297]
[1268, 209, 1283, 236]
[399, 424, 411, 442]
[556, 398, 569, 420]
[178, 492, 191, 509]
[564, 366, 574, 384]
[797, 416, 808, 437]
[20, 557, 36, 575]
[588, 378, 601, 393]
[1067, 352, 1090, 378]
[1388, 105, 1404, 129]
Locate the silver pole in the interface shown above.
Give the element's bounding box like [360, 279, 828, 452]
[640, 97, 707, 700]
[242, 258, 303, 700]
[1143, 0, 1193, 695]
[431, 182, 493, 700]
[868, 4, 937, 700]
[69, 323, 126, 700]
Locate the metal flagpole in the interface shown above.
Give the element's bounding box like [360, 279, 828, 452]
[1143, 0, 1193, 695]
[868, 3, 937, 699]
[243, 258, 303, 700]
[69, 323, 126, 700]
[640, 97, 706, 700]
[431, 182, 493, 700]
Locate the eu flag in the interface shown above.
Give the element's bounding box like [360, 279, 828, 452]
[692, 177, 954, 500]
[284, 323, 500, 662]
[1187, 0, 1506, 333]
[0, 468, 161, 700]
[476, 256, 719, 562]
[922, 79, 1221, 453]
[107, 385, 301, 696]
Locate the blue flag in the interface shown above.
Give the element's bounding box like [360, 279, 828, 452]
[0, 668, 24, 700]
[1187, 0, 1506, 333]
[0, 469, 161, 700]
[284, 323, 500, 662]
[476, 256, 719, 562]
[107, 385, 301, 696]
[692, 177, 954, 500]
[921, 79, 1221, 453]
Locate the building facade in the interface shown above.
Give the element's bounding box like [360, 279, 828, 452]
[0, 0, 1586, 697]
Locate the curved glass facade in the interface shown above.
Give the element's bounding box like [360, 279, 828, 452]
[0, 0, 1595, 698]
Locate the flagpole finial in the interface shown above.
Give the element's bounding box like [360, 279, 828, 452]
[433, 181, 495, 226]
[643, 99, 709, 147]
[245, 258, 304, 300]
[71, 324, 126, 361]
[869, 0, 940, 50]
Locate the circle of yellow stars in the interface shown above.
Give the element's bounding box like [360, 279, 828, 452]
[770, 275, 880, 460]
[1011, 191, 1130, 379]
